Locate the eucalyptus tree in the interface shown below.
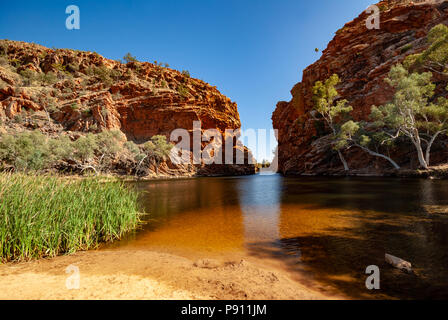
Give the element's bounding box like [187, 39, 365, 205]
[369, 64, 448, 169]
[335, 120, 401, 170]
[404, 24, 448, 76]
[312, 74, 353, 171]
[135, 135, 173, 175]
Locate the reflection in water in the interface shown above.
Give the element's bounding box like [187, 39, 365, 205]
[117, 175, 448, 299]
[237, 176, 281, 243]
[121, 177, 246, 255]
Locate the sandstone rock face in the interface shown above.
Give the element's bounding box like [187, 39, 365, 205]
[0, 40, 255, 176]
[272, 0, 448, 175]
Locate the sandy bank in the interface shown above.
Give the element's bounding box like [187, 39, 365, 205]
[0, 248, 335, 300]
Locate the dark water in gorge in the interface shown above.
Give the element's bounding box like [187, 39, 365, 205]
[120, 175, 448, 299]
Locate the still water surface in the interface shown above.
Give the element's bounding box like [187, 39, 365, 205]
[117, 175, 448, 299]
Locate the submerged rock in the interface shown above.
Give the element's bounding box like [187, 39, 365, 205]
[385, 253, 413, 273]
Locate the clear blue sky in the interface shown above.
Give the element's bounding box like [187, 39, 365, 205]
[0, 0, 373, 160]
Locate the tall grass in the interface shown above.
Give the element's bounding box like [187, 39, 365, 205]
[0, 173, 141, 262]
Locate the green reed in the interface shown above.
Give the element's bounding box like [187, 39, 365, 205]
[0, 173, 141, 262]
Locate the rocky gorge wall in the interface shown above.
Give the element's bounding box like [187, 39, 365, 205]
[0, 40, 255, 177]
[272, 0, 448, 175]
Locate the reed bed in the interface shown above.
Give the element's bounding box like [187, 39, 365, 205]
[0, 173, 141, 262]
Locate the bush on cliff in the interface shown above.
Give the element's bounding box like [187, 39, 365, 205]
[123, 52, 138, 63]
[0, 129, 173, 175]
[0, 131, 47, 171]
[404, 24, 448, 75]
[177, 84, 189, 98]
[0, 56, 9, 66]
[135, 135, 173, 175]
[85, 65, 117, 86]
[143, 135, 173, 164]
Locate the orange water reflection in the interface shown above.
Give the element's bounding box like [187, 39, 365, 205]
[116, 175, 448, 299]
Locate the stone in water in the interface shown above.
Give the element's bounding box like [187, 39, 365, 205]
[385, 253, 412, 273]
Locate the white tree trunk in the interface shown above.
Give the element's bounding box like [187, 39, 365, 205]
[413, 135, 429, 170]
[425, 131, 444, 166]
[356, 145, 400, 170]
[135, 155, 148, 177]
[338, 150, 349, 171]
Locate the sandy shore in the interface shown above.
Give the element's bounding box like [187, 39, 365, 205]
[0, 248, 335, 300]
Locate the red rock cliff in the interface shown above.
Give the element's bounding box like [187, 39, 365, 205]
[272, 0, 448, 175]
[0, 40, 255, 176]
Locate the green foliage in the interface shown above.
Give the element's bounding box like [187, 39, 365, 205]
[0, 42, 8, 56]
[12, 113, 24, 124]
[95, 130, 125, 157]
[82, 108, 93, 117]
[370, 65, 437, 129]
[0, 131, 54, 171]
[94, 66, 113, 86]
[72, 133, 97, 163]
[177, 84, 189, 98]
[312, 74, 353, 120]
[0, 56, 9, 66]
[359, 134, 371, 147]
[9, 58, 21, 68]
[0, 173, 140, 262]
[19, 69, 38, 86]
[67, 62, 80, 73]
[123, 52, 138, 63]
[336, 120, 359, 149]
[404, 24, 448, 74]
[311, 74, 353, 169]
[182, 70, 190, 77]
[335, 26, 348, 35]
[378, 3, 389, 12]
[312, 74, 353, 137]
[0, 129, 132, 172]
[369, 64, 448, 168]
[112, 92, 123, 100]
[39, 71, 58, 85]
[38, 51, 48, 60]
[48, 135, 73, 160]
[401, 44, 413, 54]
[311, 74, 403, 170]
[422, 96, 448, 131]
[85, 65, 115, 86]
[153, 61, 167, 67]
[101, 106, 109, 118]
[110, 68, 121, 81]
[143, 135, 173, 164]
[125, 140, 145, 162]
[51, 62, 66, 72]
[382, 65, 433, 115]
